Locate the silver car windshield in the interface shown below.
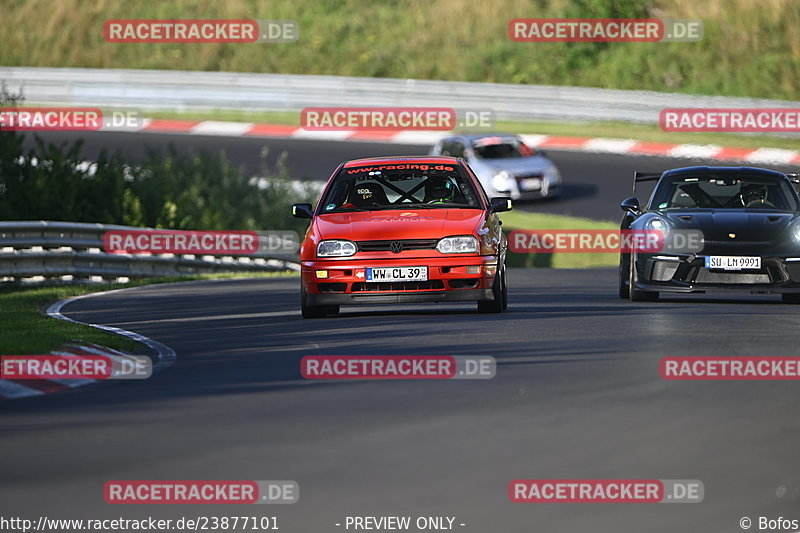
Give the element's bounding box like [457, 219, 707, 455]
[471, 137, 529, 159]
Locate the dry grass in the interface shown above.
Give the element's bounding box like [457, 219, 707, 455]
[1, 0, 798, 99]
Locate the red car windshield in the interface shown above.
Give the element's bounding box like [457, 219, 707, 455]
[319, 163, 483, 213]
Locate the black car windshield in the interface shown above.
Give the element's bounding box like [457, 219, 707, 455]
[318, 162, 483, 213]
[471, 136, 529, 159]
[649, 174, 799, 211]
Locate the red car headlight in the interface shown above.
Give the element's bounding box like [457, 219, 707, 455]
[317, 240, 357, 257]
[436, 236, 479, 254]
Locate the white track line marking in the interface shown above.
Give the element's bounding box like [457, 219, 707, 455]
[291, 130, 354, 140]
[191, 121, 254, 136]
[46, 290, 176, 370]
[583, 138, 638, 154]
[667, 144, 723, 159]
[389, 131, 448, 145]
[746, 148, 800, 165]
[518, 134, 550, 147]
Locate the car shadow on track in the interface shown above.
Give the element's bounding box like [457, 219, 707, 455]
[512, 183, 597, 212]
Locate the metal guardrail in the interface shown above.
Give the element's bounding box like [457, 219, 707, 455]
[2, 67, 800, 125]
[0, 221, 299, 283]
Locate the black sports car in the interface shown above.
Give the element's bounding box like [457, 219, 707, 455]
[619, 166, 800, 302]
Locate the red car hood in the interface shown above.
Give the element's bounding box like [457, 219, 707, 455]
[314, 209, 486, 241]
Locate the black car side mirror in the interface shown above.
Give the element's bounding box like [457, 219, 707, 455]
[490, 197, 513, 213]
[292, 203, 314, 219]
[620, 197, 640, 215]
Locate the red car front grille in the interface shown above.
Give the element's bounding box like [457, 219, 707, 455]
[355, 239, 439, 252]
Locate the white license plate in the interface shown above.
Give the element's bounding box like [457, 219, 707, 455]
[704, 256, 761, 270]
[366, 266, 428, 282]
[520, 178, 542, 190]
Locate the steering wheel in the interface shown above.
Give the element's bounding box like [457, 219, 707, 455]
[745, 199, 775, 208]
[741, 187, 771, 208]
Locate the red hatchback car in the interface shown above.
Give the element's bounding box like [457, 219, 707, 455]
[292, 156, 511, 318]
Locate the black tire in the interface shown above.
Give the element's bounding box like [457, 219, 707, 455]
[478, 266, 506, 313]
[501, 266, 509, 310]
[618, 253, 630, 299]
[782, 293, 800, 304]
[301, 285, 337, 318]
[629, 254, 659, 302]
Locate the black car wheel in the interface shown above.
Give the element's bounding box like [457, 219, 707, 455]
[629, 255, 659, 302]
[478, 266, 506, 313]
[501, 266, 509, 310]
[301, 285, 339, 318]
[618, 252, 630, 299]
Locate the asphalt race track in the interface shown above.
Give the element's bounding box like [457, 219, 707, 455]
[5, 132, 800, 532]
[23, 131, 797, 221]
[3, 270, 800, 533]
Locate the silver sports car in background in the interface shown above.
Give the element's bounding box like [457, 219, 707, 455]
[431, 133, 561, 200]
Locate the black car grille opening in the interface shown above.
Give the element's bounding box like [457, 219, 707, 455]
[516, 173, 543, 181]
[448, 278, 480, 289]
[786, 263, 800, 283]
[317, 282, 348, 293]
[694, 270, 771, 284]
[651, 261, 680, 282]
[356, 239, 439, 253]
[351, 280, 445, 292]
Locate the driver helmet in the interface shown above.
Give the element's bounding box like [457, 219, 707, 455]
[740, 184, 767, 206]
[426, 176, 455, 202]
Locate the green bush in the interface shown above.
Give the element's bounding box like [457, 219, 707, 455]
[0, 84, 316, 233]
[0, 136, 317, 233]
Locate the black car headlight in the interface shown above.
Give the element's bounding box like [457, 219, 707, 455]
[790, 221, 800, 244]
[645, 217, 669, 234]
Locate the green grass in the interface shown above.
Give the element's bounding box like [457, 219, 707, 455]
[149, 109, 300, 126]
[0, 271, 297, 355]
[500, 211, 618, 268]
[2, 0, 799, 101]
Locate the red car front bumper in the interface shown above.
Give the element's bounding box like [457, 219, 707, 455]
[301, 255, 498, 305]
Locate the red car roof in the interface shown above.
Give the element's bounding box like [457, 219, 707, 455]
[342, 156, 460, 168]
